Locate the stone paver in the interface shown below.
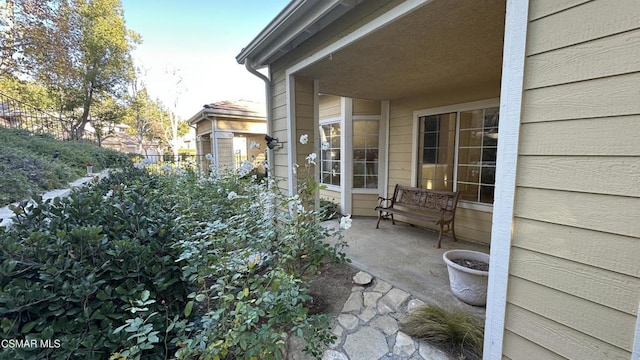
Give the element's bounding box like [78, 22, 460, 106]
[343, 326, 388, 360]
[353, 271, 373, 286]
[341, 292, 363, 313]
[394, 332, 416, 356]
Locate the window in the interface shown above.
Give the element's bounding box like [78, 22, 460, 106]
[319, 123, 340, 186]
[418, 113, 455, 191]
[457, 108, 499, 203]
[417, 106, 499, 205]
[353, 119, 378, 189]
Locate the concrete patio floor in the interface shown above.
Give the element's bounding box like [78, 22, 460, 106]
[326, 216, 490, 318]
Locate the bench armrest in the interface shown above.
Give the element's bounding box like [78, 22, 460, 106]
[376, 196, 393, 209]
[439, 207, 455, 221]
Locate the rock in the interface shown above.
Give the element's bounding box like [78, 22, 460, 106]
[343, 326, 388, 360]
[341, 291, 363, 313]
[322, 350, 348, 360]
[363, 291, 382, 307]
[337, 313, 360, 330]
[407, 298, 426, 312]
[357, 307, 377, 323]
[370, 315, 399, 335]
[353, 271, 373, 286]
[418, 340, 450, 360]
[393, 332, 416, 357]
[380, 288, 410, 312]
[373, 279, 393, 294]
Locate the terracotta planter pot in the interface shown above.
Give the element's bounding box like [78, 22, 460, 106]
[443, 250, 489, 306]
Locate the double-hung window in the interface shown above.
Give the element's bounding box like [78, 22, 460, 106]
[417, 101, 499, 207]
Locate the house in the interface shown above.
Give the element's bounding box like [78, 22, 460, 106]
[187, 100, 267, 172]
[236, 0, 640, 358]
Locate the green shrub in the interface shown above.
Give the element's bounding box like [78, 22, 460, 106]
[0, 168, 190, 359]
[400, 304, 484, 360]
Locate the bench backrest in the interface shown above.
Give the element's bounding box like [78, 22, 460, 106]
[392, 185, 459, 213]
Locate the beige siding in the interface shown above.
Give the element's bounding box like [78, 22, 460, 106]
[216, 138, 234, 171]
[352, 193, 377, 217]
[195, 120, 212, 136]
[216, 119, 266, 133]
[353, 99, 381, 116]
[270, 70, 290, 193]
[294, 76, 315, 170]
[505, 1, 640, 357]
[319, 95, 341, 119]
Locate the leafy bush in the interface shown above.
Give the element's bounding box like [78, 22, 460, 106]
[0, 167, 190, 359]
[400, 304, 484, 360]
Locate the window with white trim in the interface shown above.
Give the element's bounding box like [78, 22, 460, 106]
[353, 119, 379, 189]
[417, 106, 499, 205]
[319, 122, 341, 186]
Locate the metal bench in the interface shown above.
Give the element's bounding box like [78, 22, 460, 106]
[375, 185, 460, 248]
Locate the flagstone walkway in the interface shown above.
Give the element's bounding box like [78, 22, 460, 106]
[289, 270, 452, 360]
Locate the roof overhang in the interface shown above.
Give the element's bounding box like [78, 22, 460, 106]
[236, 0, 363, 67]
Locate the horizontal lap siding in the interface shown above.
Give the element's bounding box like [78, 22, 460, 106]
[320, 189, 340, 205]
[270, 71, 290, 193]
[196, 120, 211, 136]
[352, 193, 377, 217]
[319, 95, 341, 119]
[505, 0, 640, 357]
[295, 77, 315, 174]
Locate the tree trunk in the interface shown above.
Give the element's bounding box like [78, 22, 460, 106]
[76, 80, 95, 140]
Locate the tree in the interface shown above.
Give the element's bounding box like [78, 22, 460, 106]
[163, 67, 184, 157]
[19, 0, 139, 140]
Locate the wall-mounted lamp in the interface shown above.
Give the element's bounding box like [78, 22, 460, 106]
[265, 135, 283, 150]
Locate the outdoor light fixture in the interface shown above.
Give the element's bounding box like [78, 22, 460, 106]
[265, 135, 283, 150]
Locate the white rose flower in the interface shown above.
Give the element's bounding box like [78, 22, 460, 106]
[321, 141, 330, 151]
[339, 215, 352, 230]
[299, 134, 309, 144]
[227, 191, 238, 200]
[306, 152, 317, 165]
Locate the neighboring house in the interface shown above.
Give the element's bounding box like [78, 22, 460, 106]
[236, 0, 640, 359]
[84, 122, 162, 155]
[187, 100, 267, 172]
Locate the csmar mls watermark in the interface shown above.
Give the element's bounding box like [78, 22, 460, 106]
[1, 338, 61, 349]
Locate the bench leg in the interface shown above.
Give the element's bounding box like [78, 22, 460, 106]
[436, 223, 444, 248]
[391, 213, 395, 225]
[376, 212, 382, 229]
[451, 223, 457, 242]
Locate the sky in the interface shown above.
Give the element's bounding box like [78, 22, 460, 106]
[120, 0, 290, 120]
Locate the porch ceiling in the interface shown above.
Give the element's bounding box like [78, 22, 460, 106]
[295, 0, 506, 101]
